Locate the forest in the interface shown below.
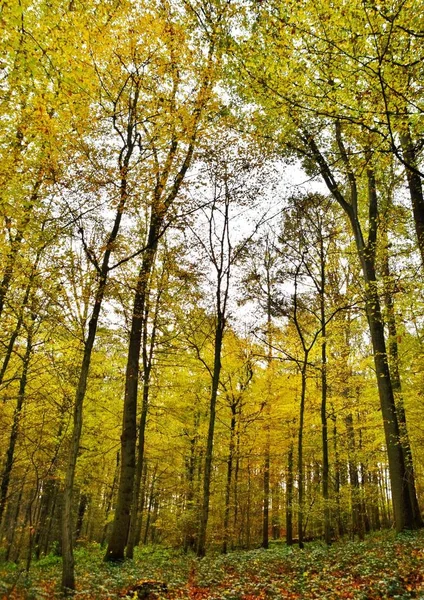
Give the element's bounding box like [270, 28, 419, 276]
[1, 0, 424, 597]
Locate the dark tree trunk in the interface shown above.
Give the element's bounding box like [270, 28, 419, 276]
[0, 249, 41, 386]
[62, 158, 131, 591]
[400, 127, 424, 267]
[306, 129, 417, 533]
[370, 470, 381, 530]
[0, 177, 41, 319]
[286, 442, 294, 546]
[101, 451, 120, 546]
[331, 414, 343, 537]
[105, 215, 159, 561]
[197, 314, 225, 557]
[4, 481, 25, 562]
[382, 248, 422, 528]
[143, 466, 157, 546]
[134, 460, 148, 548]
[233, 404, 241, 548]
[126, 281, 161, 558]
[75, 493, 88, 540]
[0, 323, 32, 527]
[262, 433, 270, 549]
[272, 482, 281, 540]
[106, 125, 200, 561]
[125, 380, 149, 559]
[223, 403, 236, 554]
[345, 414, 364, 540]
[297, 366, 307, 549]
[319, 234, 330, 545]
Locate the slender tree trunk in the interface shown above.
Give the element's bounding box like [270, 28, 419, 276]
[297, 365, 307, 549]
[262, 429, 270, 549]
[0, 250, 41, 386]
[0, 323, 32, 527]
[197, 314, 225, 557]
[62, 161, 131, 591]
[400, 127, 424, 267]
[262, 257, 273, 550]
[75, 493, 88, 540]
[370, 470, 381, 530]
[126, 283, 161, 558]
[246, 459, 252, 549]
[0, 177, 41, 319]
[331, 414, 343, 537]
[345, 414, 364, 540]
[319, 235, 331, 545]
[134, 460, 148, 548]
[4, 481, 25, 562]
[143, 466, 157, 546]
[223, 403, 236, 554]
[233, 404, 241, 548]
[101, 451, 120, 546]
[382, 249, 422, 528]
[286, 442, 294, 546]
[105, 216, 159, 561]
[125, 381, 149, 559]
[272, 481, 281, 539]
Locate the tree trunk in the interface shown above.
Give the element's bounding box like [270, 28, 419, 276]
[306, 131, 416, 532]
[105, 216, 160, 561]
[125, 381, 149, 559]
[0, 323, 32, 527]
[272, 481, 281, 540]
[0, 249, 41, 386]
[75, 493, 88, 540]
[345, 414, 364, 540]
[126, 281, 161, 558]
[286, 442, 294, 546]
[134, 460, 148, 548]
[400, 127, 424, 267]
[262, 431, 270, 549]
[0, 176, 41, 319]
[319, 234, 331, 545]
[196, 314, 225, 557]
[101, 451, 120, 546]
[297, 365, 307, 549]
[382, 248, 422, 528]
[143, 466, 157, 546]
[223, 403, 236, 554]
[359, 266, 414, 531]
[62, 161, 131, 591]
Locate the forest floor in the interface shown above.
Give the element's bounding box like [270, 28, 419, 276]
[1, 530, 423, 599]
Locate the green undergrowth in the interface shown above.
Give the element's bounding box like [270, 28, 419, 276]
[0, 530, 423, 599]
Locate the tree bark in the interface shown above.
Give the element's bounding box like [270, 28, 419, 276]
[297, 365, 307, 549]
[319, 234, 331, 545]
[196, 313, 225, 557]
[345, 414, 364, 540]
[400, 127, 424, 267]
[223, 402, 236, 554]
[286, 442, 294, 546]
[381, 245, 422, 528]
[126, 282, 161, 558]
[105, 215, 160, 561]
[305, 130, 416, 532]
[0, 176, 41, 319]
[0, 325, 32, 527]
